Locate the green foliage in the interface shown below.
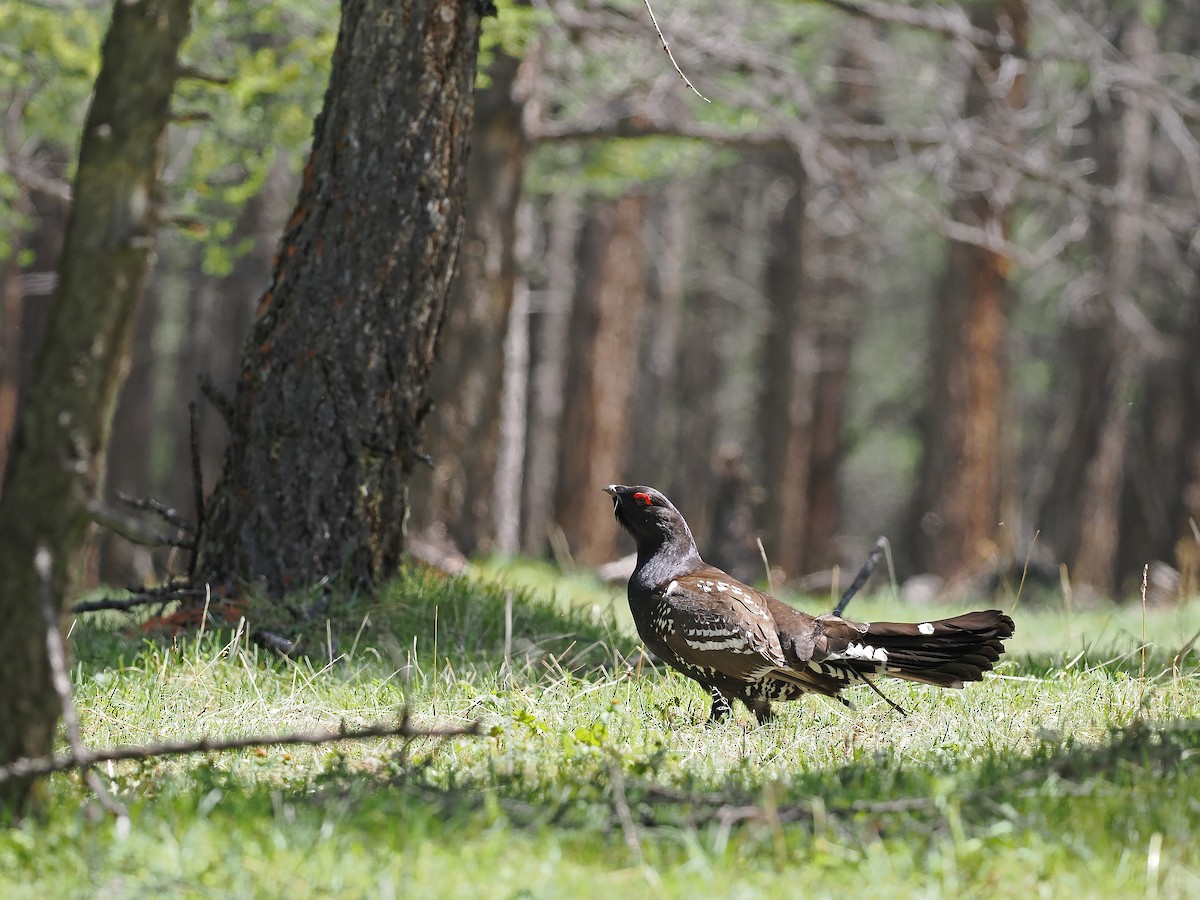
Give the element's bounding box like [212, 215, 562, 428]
[0, 1, 104, 255]
[174, 1, 336, 275]
[478, 0, 548, 86]
[5, 568, 1199, 894]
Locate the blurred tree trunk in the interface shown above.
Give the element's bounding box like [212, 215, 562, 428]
[555, 193, 647, 565]
[1177, 289, 1200, 594]
[757, 153, 817, 581]
[1040, 16, 1154, 597]
[0, 0, 192, 814]
[0, 234, 24, 489]
[628, 181, 687, 483]
[909, 0, 1028, 581]
[522, 194, 580, 555]
[408, 47, 532, 556]
[195, 0, 484, 597]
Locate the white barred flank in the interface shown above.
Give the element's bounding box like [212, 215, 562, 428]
[835, 642, 889, 664]
[684, 636, 753, 652]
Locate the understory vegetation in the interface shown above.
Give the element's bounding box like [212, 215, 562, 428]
[3, 566, 1199, 897]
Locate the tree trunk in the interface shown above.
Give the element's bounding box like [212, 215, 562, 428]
[522, 194, 580, 555]
[757, 153, 817, 581]
[909, 0, 1028, 581]
[0, 240, 25, 490]
[0, 0, 192, 813]
[407, 48, 530, 556]
[1040, 15, 1155, 597]
[555, 193, 647, 565]
[194, 0, 484, 597]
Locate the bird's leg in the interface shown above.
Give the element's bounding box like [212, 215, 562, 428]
[748, 698, 773, 725]
[708, 687, 733, 723]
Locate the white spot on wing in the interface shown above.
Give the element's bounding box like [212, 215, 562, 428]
[918, 622, 935, 635]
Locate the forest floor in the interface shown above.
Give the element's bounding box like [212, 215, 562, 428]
[3, 563, 1200, 898]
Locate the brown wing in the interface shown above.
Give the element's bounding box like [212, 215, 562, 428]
[652, 572, 789, 682]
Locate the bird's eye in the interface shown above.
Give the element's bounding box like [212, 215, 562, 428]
[633, 491, 653, 506]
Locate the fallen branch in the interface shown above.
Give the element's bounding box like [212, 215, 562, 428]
[0, 714, 480, 784]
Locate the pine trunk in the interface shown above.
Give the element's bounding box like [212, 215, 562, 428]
[555, 193, 647, 565]
[194, 0, 484, 596]
[909, 0, 1027, 581]
[0, 0, 192, 812]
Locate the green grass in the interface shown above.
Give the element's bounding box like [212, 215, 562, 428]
[4, 566, 1200, 898]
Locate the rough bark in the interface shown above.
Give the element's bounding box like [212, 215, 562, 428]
[194, 0, 484, 597]
[407, 48, 530, 556]
[0, 0, 192, 813]
[555, 193, 647, 565]
[909, 0, 1028, 581]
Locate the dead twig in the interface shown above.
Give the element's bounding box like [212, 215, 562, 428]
[188, 401, 204, 580]
[70, 583, 208, 614]
[36, 547, 131, 826]
[86, 497, 193, 549]
[832, 536, 888, 617]
[0, 714, 480, 784]
[116, 491, 196, 534]
[640, 0, 709, 103]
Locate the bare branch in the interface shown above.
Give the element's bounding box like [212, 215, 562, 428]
[116, 491, 196, 534]
[37, 546, 130, 824]
[198, 373, 235, 426]
[0, 715, 480, 784]
[85, 497, 193, 549]
[70, 584, 208, 614]
[175, 63, 230, 85]
[640, 0, 709, 103]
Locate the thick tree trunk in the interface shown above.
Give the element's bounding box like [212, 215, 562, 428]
[909, 0, 1027, 581]
[407, 49, 530, 556]
[194, 0, 484, 597]
[555, 193, 647, 565]
[0, 0, 191, 813]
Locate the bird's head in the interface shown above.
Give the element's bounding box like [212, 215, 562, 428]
[603, 484, 699, 569]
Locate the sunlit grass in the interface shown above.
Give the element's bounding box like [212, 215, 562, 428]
[3, 565, 1199, 897]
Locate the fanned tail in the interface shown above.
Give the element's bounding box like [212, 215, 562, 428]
[863, 609, 1015, 688]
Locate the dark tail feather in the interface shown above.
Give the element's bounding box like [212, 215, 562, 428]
[866, 610, 1015, 688]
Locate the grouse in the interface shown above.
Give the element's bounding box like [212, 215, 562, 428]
[605, 484, 1015, 724]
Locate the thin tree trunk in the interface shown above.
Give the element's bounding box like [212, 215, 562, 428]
[909, 0, 1028, 581]
[1070, 18, 1155, 597]
[194, 0, 484, 597]
[0, 242, 24, 490]
[555, 193, 647, 565]
[0, 0, 192, 813]
[757, 153, 816, 581]
[493, 201, 533, 556]
[522, 194, 580, 555]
